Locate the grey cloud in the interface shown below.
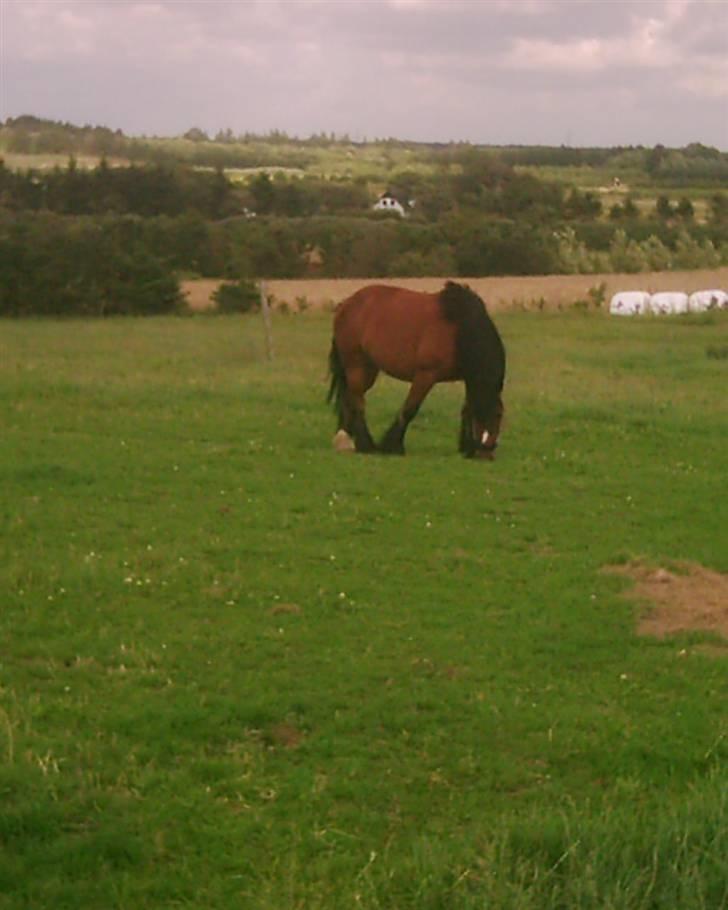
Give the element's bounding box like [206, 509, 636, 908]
[1, 0, 726, 147]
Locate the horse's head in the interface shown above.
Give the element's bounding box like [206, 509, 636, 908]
[462, 395, 504, 460]
[444, 284, 505, 462]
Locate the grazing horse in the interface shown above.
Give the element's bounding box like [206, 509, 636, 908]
[327, 281, 505, 458]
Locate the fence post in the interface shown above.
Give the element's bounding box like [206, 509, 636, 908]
[258, 279, 274, 362]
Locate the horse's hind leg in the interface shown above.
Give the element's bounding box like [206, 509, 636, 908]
[380, 372, 436, 455]
[344, 363, 379, 453]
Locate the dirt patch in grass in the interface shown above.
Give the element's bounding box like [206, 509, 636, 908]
[265, 723, 305, 749]
[608, 561, 728, 643]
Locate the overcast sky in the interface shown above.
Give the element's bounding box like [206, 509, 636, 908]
[1, 0, 726, 148]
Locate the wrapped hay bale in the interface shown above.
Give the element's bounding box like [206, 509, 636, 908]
[609, 291, 651, 316]
[648, 292, 689, 315]
[688, 289, 728, 312]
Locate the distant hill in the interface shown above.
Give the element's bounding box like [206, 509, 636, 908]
[2, 116, 727, 185]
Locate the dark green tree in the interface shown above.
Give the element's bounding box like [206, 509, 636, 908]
[656, 195, 674, 219]
[249, 173, 276, 215]
[676, 197, 694, 220]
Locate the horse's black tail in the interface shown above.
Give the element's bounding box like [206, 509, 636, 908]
[327, 338, 347, 426]
[439, 281, 506, 425]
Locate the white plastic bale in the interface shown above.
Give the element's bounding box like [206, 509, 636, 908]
[688, 289, 728, 312]
[609, 291, 651, 316]
[648, 292, 689, 315]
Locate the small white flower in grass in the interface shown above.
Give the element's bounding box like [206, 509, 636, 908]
[339, 592, 346, 599]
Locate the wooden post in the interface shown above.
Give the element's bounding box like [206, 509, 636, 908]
[258, 279, 274, 362]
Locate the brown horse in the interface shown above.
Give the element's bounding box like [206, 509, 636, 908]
[327, 281, 505, 458]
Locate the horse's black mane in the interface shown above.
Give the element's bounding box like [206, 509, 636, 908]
[438, 280, 487, 323]
[438, 281, 506, 425]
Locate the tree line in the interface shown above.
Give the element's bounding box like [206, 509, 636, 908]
[2, 117, 727, 317]
[2, 209, 726, 317]
[3, 116, 728, 184]
[3, 156, 727, 227]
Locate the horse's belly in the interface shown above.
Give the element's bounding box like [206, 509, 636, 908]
[362, 325, 458, 382]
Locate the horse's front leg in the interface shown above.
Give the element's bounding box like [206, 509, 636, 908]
[380, 373, 436, 455]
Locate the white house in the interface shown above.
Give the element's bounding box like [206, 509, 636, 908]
[373, 192, 406, 217]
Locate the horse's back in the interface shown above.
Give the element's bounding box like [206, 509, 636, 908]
[334, 285, 455, 380]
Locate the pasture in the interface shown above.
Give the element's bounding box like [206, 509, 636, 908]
[1, 308, 727, 909]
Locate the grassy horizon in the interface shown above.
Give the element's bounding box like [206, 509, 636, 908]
[1, 309, 726, 908]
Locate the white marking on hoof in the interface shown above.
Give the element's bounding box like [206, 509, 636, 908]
[333, 430, 355, 453]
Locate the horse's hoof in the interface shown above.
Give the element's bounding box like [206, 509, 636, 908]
[333, 430, 355, 453]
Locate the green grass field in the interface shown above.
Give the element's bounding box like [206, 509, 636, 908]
[1, 309, 727, 909]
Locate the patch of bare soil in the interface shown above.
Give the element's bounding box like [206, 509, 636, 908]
[265, 723, 305, 749]
[608, 561, 728, 643]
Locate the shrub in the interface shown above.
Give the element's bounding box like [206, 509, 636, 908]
[641, 235, 673, 271]
[609, 229, 649, 273]
[555, 227, 600, 274]
[673, 230, 722, 269]
[211, 279, 260, 313]
[0, 213, 182, 317]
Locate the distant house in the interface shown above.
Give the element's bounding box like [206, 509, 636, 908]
[373, 192, 406, 217]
